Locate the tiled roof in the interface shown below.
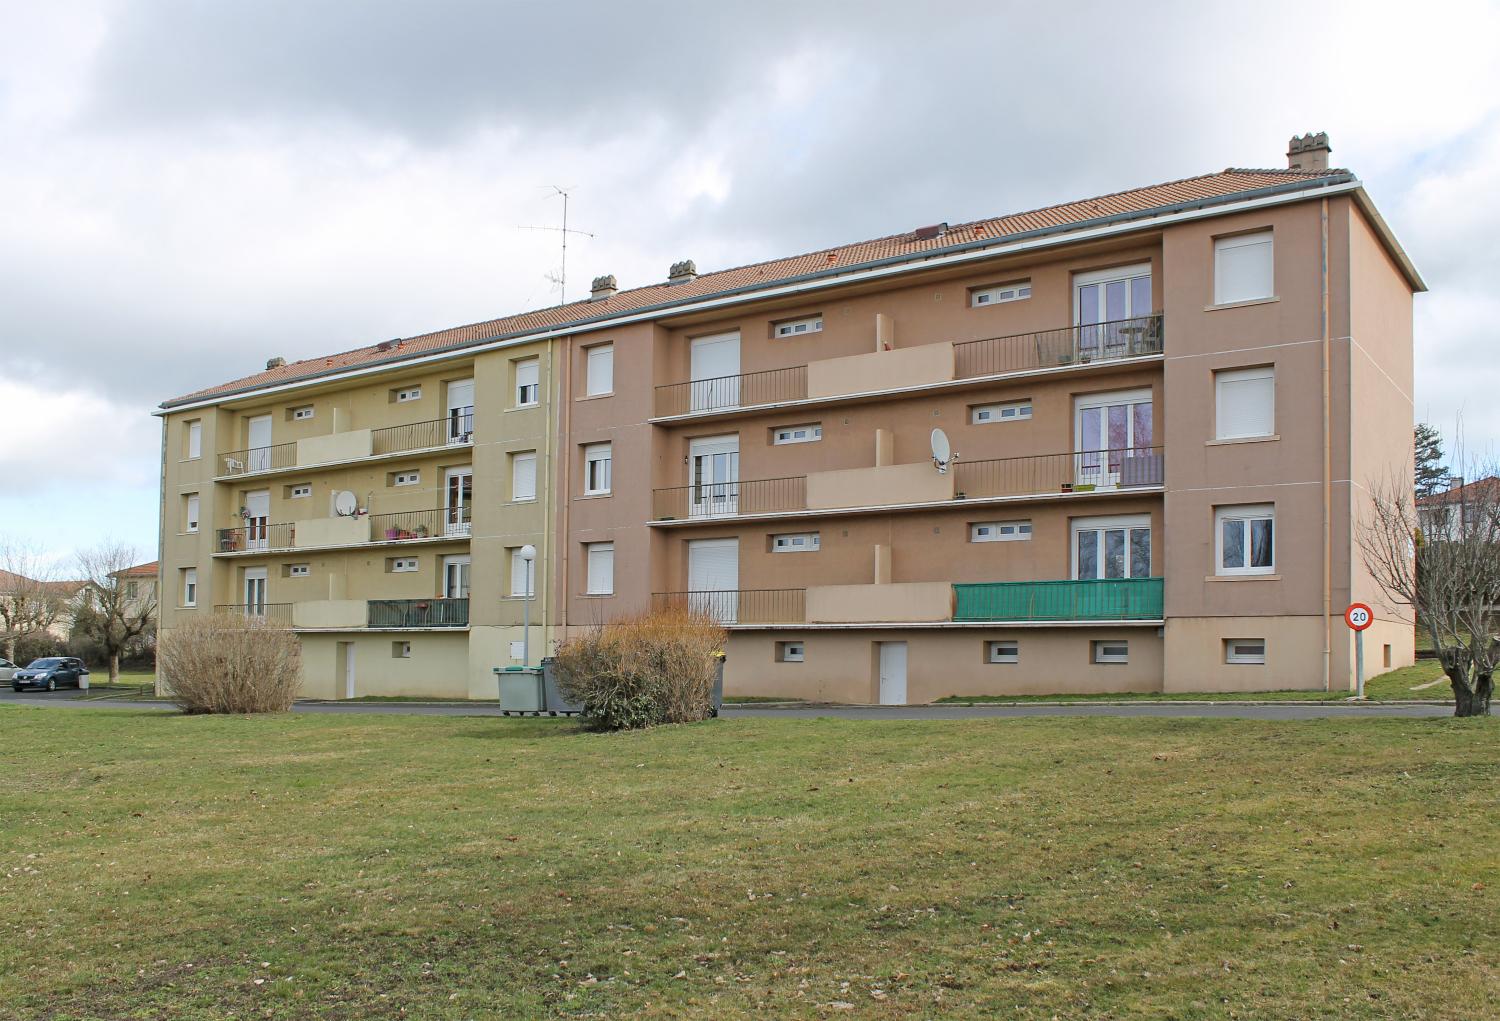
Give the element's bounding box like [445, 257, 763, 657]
[113, 561, 159, 578]
[1417, 477, 1500, 506]
[162, 167, 1350, 407]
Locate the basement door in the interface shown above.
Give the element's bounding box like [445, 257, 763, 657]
[687, 538, 739, 623]
[689, 332, 741, 412]
[878, 642, 908, 705]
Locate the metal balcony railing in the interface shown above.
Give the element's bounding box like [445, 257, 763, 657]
[219, 442, 297, 477]
[368, 597, 470, 628]
[213, 603, 294, 627]
[371, 407, 474, 455]
[217, 522, 296, 553]
[654, 366, 808, 418]
[652, 476, 807, 521]
[955, 446, 1164, 498]
[652, 589, 806, 625]
[953, 578, 1164, 622]
[954, 313, 1164, 379]
[368, 505, 471, 541]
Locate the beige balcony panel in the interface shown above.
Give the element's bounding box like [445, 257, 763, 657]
[806, 462, 954, 510]
[806, 582, 953, 624]
[294, 516, 370, 548]
[805, 342, 954, 400]
[292, 599, 367, 629]
[297, 429, 373, 466]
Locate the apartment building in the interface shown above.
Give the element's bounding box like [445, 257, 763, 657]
[157, 133, 1421, 702]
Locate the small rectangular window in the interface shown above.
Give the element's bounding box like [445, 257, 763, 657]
[391, 471, 419, 488]
[289, 483, 312, 499]
[186, 420, 202, 460]
[182, 568, 198, 607]
[392, 641, 412, 659]
[585, 542, 614, 595]
[512, 452, 537, 502]
[1215, 366, 1275, 440]
[583, 442, 612, 495]
[1224, 638, 1266, 665]
[286, 563, 311, 578]
[1093, 640, 1129, 664]
[585, 344, 614, 396]
[1214, 230, 1274, 305]
[772, 423, 822, 445]
[389, 557, 419, 573]
[776, 641, 805, 663]
[515, 359, 540, 407]
[987, 640, 1019, 664]
[393, 386, 422, 403]
[184, 494, 200, 533]
[290, 405, 315, 421]
[972, 401, 1032, 424]
[1216, 504, 1275, 575]
[971, 280, 1032, 307]
[771, 532, 820, 552]
[970, 520, 1032, 543]
[773, 315, 823, 338]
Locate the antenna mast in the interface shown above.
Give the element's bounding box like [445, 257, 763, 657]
[520, 185, 595, 305]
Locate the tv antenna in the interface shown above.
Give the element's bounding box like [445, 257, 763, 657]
[519, 185, 595, 305]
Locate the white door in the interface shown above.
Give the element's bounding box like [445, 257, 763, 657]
[442, 554, 471, 599]
[247, 415, 273, 471]
[1074, 264, 1153, 359]
[689, 435, 740, 517]
[687, 538, 739, 623]
[444, 468, 472, 536]
[341, 641, 356, 699]
[690, 332, 741, 411]
[446, 379, 475, 443]
[243, 567, 268, 616]
[244, 490, 271, 551]
[1074, 390, 1154, 488]
[878, 642, 908, 705]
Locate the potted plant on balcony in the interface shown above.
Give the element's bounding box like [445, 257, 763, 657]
[385, 526, 401, 540]
[415, 524, 430, 538]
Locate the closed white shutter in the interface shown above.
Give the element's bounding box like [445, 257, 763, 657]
[512, 452, 537, 501]
[186, 494, 200, 532]
[187, 420, 202, 459]
[586, 345, 614, 396]
[446, 378, 475, 412]
[1215, 367, 1275, 439]
[586, 542, 614, 594]
[1214, 231, 1274, 304]
[510, 548, 533, 596]
[687, 539, 738, 591]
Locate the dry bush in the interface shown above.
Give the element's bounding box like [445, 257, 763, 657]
[159, 614, 302, 714]
[554, 607, 727, 730]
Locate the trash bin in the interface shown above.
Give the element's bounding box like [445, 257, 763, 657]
[494, 666, 544, 715]
[710, 653, 725, 717]
[540, 657, 583, 715]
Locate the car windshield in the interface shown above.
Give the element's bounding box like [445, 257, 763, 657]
[26, 658, 63, 669]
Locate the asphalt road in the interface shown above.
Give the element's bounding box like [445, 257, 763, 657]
[0, 687, 1454, 720]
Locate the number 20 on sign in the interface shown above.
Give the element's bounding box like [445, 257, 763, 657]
[1345, 603, 1373, 631]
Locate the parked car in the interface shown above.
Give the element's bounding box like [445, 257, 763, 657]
[0, 658, 15, 683]
[11, 657, 89, 692]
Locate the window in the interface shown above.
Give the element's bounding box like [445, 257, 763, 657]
[288, 564, 311, 578]
[972, 401, 1032, 424]
[515, 359, 540, 407]
[186, 420, 202, 460]
[772, 423, 822, 445]
[392, 641, 412, 659]
[1225, 639, 1266, 665]
[509, 547, 535, 597]
[1214, 230, 1274, 305]
[511, 452, 537, 502]
[1074, 389, 1155, 487]
[126, 581, 139, 599]
[291, 405, 314, 421]
[971, 280, 1032, 307]
[585, 344, 614, 396]
[1214, 366, 1275, 440]
[184, 494, 200, 533]
[583, 443, 612, 495]
[773, 315, 823, 338]
[585, 542, 614, 595]
[1073, 515, 1152, 579]
[182, 568, 198, 607]
[390, 557, 419, 573]
[394, 386, 422, 403]
[1216, 504, 1275, 575]
[971, 521, 1032, 543]
[987, 640, 1019, 664]
[776, 641, 805, 663]
[771, 532, 820, 552]
[392, 471, 419, 488]
[289, 483, 312, 499]
[1093, 640, 1129, 664]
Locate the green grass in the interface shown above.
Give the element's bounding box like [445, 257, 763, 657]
[2, 706, 1497, 1019]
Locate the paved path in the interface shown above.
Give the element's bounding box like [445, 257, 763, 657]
[0, 688, 1453, 720]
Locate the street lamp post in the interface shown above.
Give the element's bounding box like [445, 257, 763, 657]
[519, 544, 537, 667]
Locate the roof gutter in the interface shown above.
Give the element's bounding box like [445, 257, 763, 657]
[158, 174, 1400, 414]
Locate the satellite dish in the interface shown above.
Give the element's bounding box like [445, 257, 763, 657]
[333, 490, 358, 517]
[931, 428, 953, 474]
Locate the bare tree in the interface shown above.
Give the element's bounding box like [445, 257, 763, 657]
[1359, 469, 1497, 716]
[73, 542, 158, 684]
[0, 539, 70, 662]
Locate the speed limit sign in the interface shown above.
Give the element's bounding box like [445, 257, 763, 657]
[1345, 603, 1373, 631]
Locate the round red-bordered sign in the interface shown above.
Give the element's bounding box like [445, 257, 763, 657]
[1345, 603, 1374, 631]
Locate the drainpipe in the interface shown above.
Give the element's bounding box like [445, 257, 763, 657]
[557, 337, 573, 635]
[1321, 197, 1332, 692]
[155, 417, 168, 696]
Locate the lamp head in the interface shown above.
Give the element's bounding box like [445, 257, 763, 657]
[520, 544, 537, 562]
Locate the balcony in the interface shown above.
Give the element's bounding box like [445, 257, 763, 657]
[367, 597, 469, 628]
[213, 603, 294, 627]
[215, 506, 469, 555]
[368, 506, 471, 543]
[216, 409, 474, 479]
[953, 578, 1164, 622]
[652, 315, 1163, 418]
[651, 588, 806, 625]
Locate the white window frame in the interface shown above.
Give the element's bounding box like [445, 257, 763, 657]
[290, 484, 312, 499]
[777, 641, 805, 663]
[772, 423, 822, 445]
[583, 442, 612, 495]
[585, 344, 614, 396]
[292, 405, 315, 421]
[987, 640, 1019, 664]
[771, 532, 820, 553]
[391, 557, 419, 574]
[511, 451, 537, 502]
[392, 471, 419, 488]
[971, 280, 1032, 307]
[509, 547, 535, 597]
[186, 420, 202, 460]
[970, 521, 1032, 543]
[395, 386, 422, 403]
[1214, 366, 1275, 440]
[1213, 230, 1274, 305]
[1071, 514, 1152, 580]
[185, 494, 200, 533]
[773, 315, 823, 338]
[1215, 504, 1276, 576]
[585, 542, 615, 595]
[515, 359, 540, 407]
[972, 400, 1032, 425]
[182, 568, 198, 607]
[1225, 638, 1267, 665]
[288, 564, 311, 578]
[1092, 640, 1129, 665]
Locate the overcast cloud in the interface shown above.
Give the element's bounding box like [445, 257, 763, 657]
[3, 0, 1499, 562]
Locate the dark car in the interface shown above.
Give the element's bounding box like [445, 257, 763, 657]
[11, 657, 89, 692]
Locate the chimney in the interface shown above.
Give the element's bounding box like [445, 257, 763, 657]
[668, 259, 697, 285]
[1447, 475, 1465, 493]
[589, 274, 617, 301]
[1287, 132, 1332, 172]
[266, 356, 286, 370]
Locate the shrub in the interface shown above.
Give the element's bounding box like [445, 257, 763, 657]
[158, 614, 302, 714]
[553, 608, 727, 730]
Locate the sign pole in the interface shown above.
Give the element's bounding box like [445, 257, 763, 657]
[1344, 602, 1373, 700]
[1355, 629, 1365, 699]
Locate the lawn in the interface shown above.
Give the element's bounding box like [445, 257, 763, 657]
[1, 707, 1496, 1019]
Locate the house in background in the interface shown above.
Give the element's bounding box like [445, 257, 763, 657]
[113, 561, 160, 628]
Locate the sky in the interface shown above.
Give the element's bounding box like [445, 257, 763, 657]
[3, 0, 1499, 569]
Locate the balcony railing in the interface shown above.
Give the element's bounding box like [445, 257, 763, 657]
[953, 578, 1164, 622]
[954, 314, 1163, 379]
[368, 506, 471, 541]
[653, 476, 807, 521]
[955, 446, 1164, 498]
[213, 603, 294, 627]
[368, 597, 470, 628]
[652, 589, 806, 625]
[217, 522, 296, 553]
[219, 442, 297, 477]
[654, 366, 808, 418]
[371, 408, 474, 456]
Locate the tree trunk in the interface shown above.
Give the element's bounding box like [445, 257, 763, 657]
[109, 651, 120, 685]
[1453, 671, 1493, 717]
